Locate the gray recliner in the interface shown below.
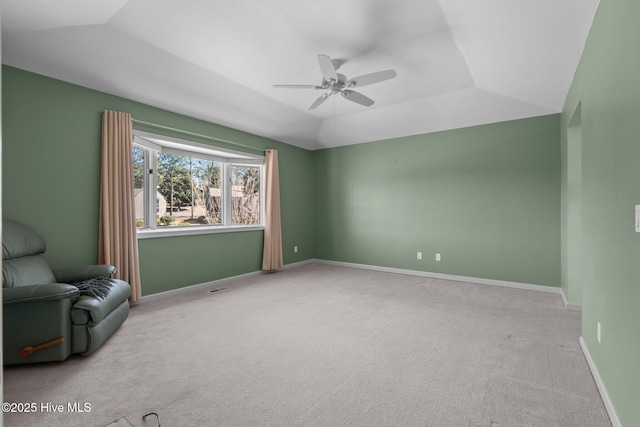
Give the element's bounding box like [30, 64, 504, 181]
[2, 219, 131, 365]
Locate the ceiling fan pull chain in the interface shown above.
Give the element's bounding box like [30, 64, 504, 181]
[333, 96, 336, 131]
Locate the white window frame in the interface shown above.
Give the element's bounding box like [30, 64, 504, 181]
[133, 130, 265, 239]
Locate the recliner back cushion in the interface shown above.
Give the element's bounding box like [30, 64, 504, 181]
[2, 219, 48, 261]
[2, 255, 57, 288]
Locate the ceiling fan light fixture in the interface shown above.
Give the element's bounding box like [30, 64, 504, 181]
[274, 54, 396, 110]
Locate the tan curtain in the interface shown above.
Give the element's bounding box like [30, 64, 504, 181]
[99, 110, 142, 301]
[262, 149, 283, 270]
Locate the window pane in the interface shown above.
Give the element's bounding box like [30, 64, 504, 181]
[133, 146, 145, 229]
[199, 160, 222, 225]
[157, 153, 221, 227]
[231, 165, 261, 225]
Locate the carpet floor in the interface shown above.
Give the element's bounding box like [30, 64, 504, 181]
[3, 263, 611, 426]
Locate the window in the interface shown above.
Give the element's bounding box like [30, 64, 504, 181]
[133, 131, 263, 237]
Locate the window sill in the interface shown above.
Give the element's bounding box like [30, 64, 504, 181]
[136, 225, 264, 239]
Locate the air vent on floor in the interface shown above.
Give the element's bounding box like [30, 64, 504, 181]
[207, 287, 229, 294]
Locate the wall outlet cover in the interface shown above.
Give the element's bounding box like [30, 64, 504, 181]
[636, 205, 640, 233]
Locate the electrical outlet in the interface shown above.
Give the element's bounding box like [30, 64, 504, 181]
[597, 321, 602, 344]
[294, 246, 298, 253]
[635, 205, 640, 233]
[435, 253, 441, 262]
[417, 252, 422, 260]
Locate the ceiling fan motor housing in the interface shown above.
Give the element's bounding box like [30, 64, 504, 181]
[324, 73, 348, 94]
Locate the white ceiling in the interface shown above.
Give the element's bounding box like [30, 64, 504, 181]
[1, 0, 599, 150]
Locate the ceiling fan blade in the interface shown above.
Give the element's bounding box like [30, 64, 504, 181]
[348, 70, 396, 88]
[317, 54, 338, 82]
[273, 84, 323, 89]
[307, 93, 331, 110]
[340, 90, 375, 107]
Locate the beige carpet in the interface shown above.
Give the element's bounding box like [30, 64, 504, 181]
[3, 263, 611, 426]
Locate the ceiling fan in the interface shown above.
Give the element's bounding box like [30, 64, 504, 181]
[274, 54, 397, 111]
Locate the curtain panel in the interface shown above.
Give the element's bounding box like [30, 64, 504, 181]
[262, 149, 283, 270]
[99, 110, 142, 301]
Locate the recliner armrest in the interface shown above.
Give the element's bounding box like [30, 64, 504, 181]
[71, 279, 131, 325]
[53, 265, 117, 283]
[3, 284, 80, 304]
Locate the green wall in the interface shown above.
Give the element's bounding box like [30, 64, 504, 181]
[314, 115, 561, 287]
[561, 0, 640, 424]
[1, 66, 314, 296]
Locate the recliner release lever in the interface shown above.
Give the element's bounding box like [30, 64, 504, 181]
[18, 337, 65, 358]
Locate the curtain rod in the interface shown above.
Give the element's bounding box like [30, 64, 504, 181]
[131, 119, 265, 154]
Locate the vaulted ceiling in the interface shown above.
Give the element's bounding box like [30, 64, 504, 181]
[1, 0, 599, 150]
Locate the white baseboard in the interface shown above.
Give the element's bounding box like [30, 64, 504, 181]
[134, 269, 265, 304]
[277, 259, 316, 271]
[316, 258, 584, 313]
[579, 337, 622, 427]
[560, 289, 582, 311]
[135, 259, 315, 304]
[137, 258, 572, 309]
[313, 258, 563, 295]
